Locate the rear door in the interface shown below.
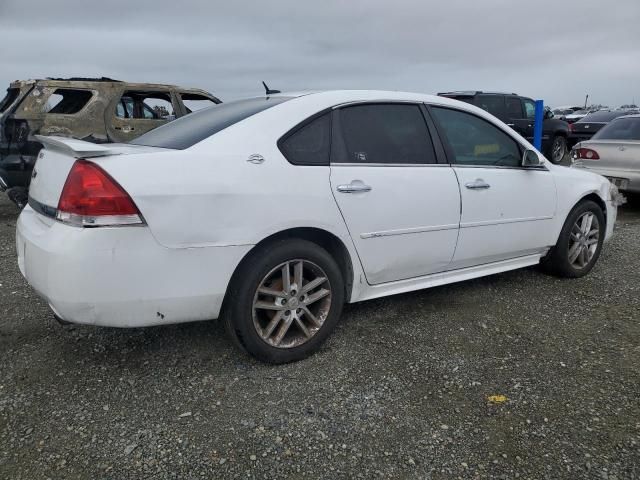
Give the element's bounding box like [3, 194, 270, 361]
[429, 105, 556, 268]
[329, 102, 461, 285]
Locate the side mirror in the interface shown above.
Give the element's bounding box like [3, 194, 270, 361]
[522, 149, 544, 168]
[544, 108, 554, 120]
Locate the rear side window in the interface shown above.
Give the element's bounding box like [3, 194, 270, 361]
[592, 117, 640, 140]
[475, 95, 505, 119]
[505, 97, 523, 118]
[333, 104, 436, 164]
[130, 97, 291, 149]
[0, 88, 20, 113]
[45, 89, 93, 114]
[431, 106, 521, 167]
[279, 113, 331, 166]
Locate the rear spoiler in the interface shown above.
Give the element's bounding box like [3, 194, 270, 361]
[34, 135, 122, 159]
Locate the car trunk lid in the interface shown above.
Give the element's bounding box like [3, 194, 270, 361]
[29, 135, 166, 211]
[578, 139, 640, 171]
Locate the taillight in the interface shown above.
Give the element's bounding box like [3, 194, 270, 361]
[568, 123, 574, 133]
[56, 159, 143, 227]
[572, 148, 600, 160]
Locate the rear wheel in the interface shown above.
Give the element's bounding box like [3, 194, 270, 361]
[224, 239, 344, 363]
[542, 200, 605, 278]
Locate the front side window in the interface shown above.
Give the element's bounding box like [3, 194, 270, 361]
[523, 99, 536, 120]
[431, 106, 522, 167]
[334, 104, 436, 164]
[279, 113, 331, 166]
[592, 117, 640, 140]
[116, 91, 174, 120]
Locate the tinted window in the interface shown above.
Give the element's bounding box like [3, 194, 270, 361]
[131, 97, 291, 149]
[523, 99, 536, 119]
[432, 107, 522, 167]
[334, 104, 436, 164]
[592, 117, 640, 140]
[475, 95, 505, 119]
[505, 97, 523, 118]
[279, 113, 331, 166]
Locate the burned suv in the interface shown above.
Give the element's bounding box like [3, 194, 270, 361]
[0, 77, 220, 206]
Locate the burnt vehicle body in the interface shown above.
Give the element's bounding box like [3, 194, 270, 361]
[0, 78, 220, 206]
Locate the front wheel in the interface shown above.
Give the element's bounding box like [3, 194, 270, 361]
[224, 239, 345, 364]
[547, 135, 568, 164]
[541, 200, 605, 278]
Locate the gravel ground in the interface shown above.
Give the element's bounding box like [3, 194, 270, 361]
[1, 194, 639, 480]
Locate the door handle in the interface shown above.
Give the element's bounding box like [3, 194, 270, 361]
[337, 180, 372, 193]
[506, 123, 515, 127]
[465, 179, 491, 190]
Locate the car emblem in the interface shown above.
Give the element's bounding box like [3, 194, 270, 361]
[584, 125, 590, 128]
[247, 154, 265, 164]
[619, 146, 626, 151]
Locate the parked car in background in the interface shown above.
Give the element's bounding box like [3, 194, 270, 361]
[438, 91, 571, 163]
[569, 110, 632, 145]
[552, 108, 575, 121]
[571, 114, 640, 195]
[17, 90, 617, 363]
[564, 109, 591, 124]
[0, 77, 220, 207]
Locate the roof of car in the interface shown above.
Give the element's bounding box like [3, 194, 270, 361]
[438, 91, 519, 96]
[8, 78, 215, 96]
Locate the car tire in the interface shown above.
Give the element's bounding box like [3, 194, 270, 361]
[224, 239, 345, 364]
[541, 200, 605, 278]
[547, 135, 567, 164]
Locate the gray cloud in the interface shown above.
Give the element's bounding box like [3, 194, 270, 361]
[1, 0, 639, 107]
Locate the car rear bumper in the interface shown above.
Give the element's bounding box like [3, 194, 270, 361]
[16, 206, 252, 327]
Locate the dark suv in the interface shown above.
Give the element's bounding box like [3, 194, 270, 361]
[438, 91, 570, 164]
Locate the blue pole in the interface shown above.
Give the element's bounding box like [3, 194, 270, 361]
[533, 100, 544, 151]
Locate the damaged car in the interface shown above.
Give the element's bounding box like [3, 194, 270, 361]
[0, 77, 220, 207]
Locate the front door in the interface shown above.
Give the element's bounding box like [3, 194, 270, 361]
[329, 103, 461, 285]
[429, 105, 557, 269]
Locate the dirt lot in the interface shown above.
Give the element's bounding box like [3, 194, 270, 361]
[1, 195, 639, 480]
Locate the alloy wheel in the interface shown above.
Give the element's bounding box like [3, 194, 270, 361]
[552, 137, 567, 163]
[252, 259, 332, 348]
[568, 212, 600, 269]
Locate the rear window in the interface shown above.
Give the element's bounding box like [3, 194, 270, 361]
[592, 117, 640, 140]
[130, 97, 291, 149]
[578, 111, 624, 123]
[475, 95, 506, 118]
[0, 88, 20, 113]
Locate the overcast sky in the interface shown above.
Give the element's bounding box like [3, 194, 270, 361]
[1, 0, 639, 107]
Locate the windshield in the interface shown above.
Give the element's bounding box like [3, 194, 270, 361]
[130, 96, 292, 149]
[592, 117, 640, 141]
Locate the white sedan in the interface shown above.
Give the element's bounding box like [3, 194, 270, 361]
[17, 90, 618, 363]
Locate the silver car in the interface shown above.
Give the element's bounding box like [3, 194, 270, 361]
[571, 114, 640, 194]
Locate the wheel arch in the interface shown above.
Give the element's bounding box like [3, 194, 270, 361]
[221, 227, 356, 316]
